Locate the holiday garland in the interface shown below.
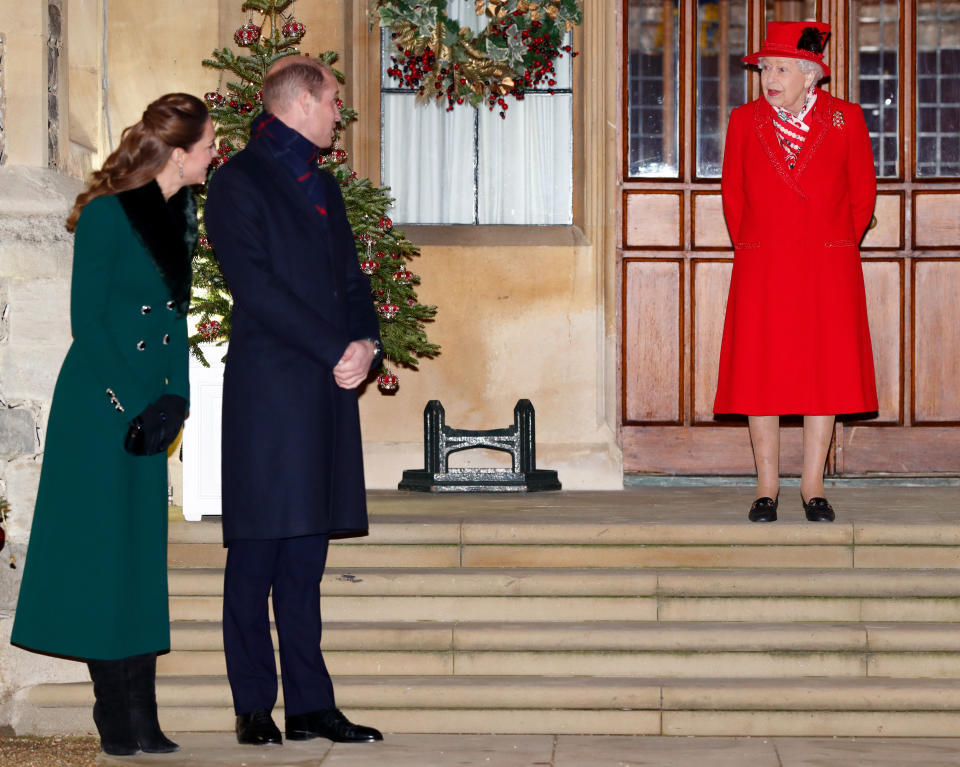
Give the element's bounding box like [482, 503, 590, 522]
[375, 0, 582, 116]
[191, 0, 439, 392]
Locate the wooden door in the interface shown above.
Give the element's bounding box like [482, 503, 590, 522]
[619, 0, 960, 475]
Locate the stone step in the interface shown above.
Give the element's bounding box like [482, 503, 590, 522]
[167, 511, 960, 569]
[157, 622, 960, 679]
[156, 647, 960, 680]
[169, 594, 960, 624]
[170, 594, 658, 623]
[23, 676, 960, 736]
[166, 567, 960, 623]
[168, 567, 960, 597]
[169, 620, 960, 653]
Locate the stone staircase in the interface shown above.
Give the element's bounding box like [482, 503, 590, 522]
[18, 488, 960, 736]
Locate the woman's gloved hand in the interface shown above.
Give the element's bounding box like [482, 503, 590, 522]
[124, 394, 188, 456]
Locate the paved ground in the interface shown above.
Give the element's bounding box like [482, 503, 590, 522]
[92, 733, 960, 766]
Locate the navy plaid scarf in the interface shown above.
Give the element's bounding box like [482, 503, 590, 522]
[248, 112, 328, 220]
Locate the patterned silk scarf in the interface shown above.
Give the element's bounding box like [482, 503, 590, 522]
[247, 111, 329, 221]
[771, 87, 818, 170]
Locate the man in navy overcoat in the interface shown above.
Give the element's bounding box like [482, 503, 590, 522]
[205, 56, 383, 746]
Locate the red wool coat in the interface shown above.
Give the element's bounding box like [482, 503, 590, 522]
[714, 89, 879, 416]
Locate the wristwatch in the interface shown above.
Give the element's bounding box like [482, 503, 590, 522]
[365, 338, 383, 369]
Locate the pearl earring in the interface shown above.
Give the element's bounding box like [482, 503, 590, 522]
[178, 162, 184, 179]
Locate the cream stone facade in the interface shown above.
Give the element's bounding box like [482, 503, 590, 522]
[0, 0, 619, 728]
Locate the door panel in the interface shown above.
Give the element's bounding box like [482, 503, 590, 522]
[623, 260, 684, 423]
[620, 0, 960, 474]
[913, 192, 960, 248]
[624, 192, 684, 248]
[861, 259, 904, 424]
[692, 260, 731, 423]
[692, 192, 733, 249]
[913, 259, 960, 423]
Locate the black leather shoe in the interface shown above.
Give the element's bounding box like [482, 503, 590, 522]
[803, 496, 835, 522]
[286, 708, 383, 743]
[748, 496, 778, 523]
[236, 710, 282, 745]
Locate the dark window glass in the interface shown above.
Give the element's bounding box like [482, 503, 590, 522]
[628, 0, 680, 176]
[696, 0, 748, 178]
[851, 0, 900, 177]
[917, 0, 960, 177]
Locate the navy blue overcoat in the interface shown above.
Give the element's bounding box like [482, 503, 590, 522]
[205, 141, 380, 542]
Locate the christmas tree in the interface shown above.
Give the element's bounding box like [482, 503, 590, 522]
[191, 0, 439, 392]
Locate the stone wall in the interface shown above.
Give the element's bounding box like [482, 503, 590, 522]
[0, 166, 88, 731]
[1, 32, 7, 166]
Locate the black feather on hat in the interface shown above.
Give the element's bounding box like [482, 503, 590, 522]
[798, 26, 828, 54]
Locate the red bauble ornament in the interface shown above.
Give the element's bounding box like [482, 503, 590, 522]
[374, 251, 387, 261]
[199, 235, 209, 248]
[407, 299, 416, 306]
[377, 372, 399, 392]
[282, 19, 306, 38]
[205, 91, 226, 106]
[234, 22, 261, 46]
[332, 149, 348, 163]
[377, 302, 400, 320]
[378, 216, 393, 231]
[360, 260, 378, 275]
[392, 269, 413, 284]
[198, 319, 222, 339]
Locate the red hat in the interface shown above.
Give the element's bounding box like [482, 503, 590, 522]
[743, 22, 831, 78]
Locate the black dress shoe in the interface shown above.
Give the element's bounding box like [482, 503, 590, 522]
[748, 496, 778, 523]
[802, 496, 835, 522]
[236, 710, 283, 745]
[286, 708, 383, 743]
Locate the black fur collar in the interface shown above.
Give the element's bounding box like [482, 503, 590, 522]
[116, 181, 196, 317]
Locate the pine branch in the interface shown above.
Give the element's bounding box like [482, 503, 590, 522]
[192, 0, 440, 392]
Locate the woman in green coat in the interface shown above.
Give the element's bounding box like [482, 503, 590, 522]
[12, 93, 216, 755]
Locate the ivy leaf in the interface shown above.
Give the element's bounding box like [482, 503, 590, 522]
[402, 4, 438, 34]
[486, 37, 509, 63]
[442, 19, 459, 46]
[558, 0, 582, 25]
[377, 6, 399, 25]
[503, 24, 526, 67]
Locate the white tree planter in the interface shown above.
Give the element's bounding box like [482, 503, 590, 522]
[182, 343, 226, 520]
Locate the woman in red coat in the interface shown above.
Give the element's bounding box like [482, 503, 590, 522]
[715, 22, 878, 523]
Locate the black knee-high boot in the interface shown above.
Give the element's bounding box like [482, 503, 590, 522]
[125, 652, 179, 753]
[86, 659, 139, 756]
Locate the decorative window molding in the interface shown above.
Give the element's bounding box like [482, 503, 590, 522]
[379, 1, 574, 225]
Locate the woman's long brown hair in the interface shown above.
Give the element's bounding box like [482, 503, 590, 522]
[66, 93, 209, 231]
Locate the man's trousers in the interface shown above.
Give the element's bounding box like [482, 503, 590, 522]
[222, 534, 336, 717]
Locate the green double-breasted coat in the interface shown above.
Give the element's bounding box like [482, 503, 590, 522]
[12, 184, 192, 660]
